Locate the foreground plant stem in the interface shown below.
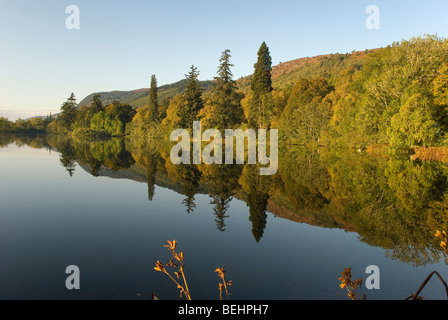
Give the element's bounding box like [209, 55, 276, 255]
[154, 240, 192, 300]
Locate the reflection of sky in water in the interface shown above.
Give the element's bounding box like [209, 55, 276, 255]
[0, 142, 447, 300]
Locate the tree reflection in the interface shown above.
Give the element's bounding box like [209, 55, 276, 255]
[178, 164, 201, 214]
[58, 139, 77, 177]
[55, 137, 135, 178]
[8, 133, 448, 266]
[201, 164, 243, 231]
[240, 164, 271, 242]
[146, 152, 158, 201]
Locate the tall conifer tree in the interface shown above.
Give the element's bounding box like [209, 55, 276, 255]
[249, 42, 274, 129]
[90, 94, 104, 114]
[59, 93, 78, 131]
[178, 65, 204, 129]
[148, 74, 159, 122]
[210, 49, 244, 130]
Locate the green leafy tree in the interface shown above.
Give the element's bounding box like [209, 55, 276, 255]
[90, 111, 123, 136]
[74, 106, 91, 129]
[279, 78, 333, 144]
[74, 94, 104, 130]
[433, 63, 448, 131]
[388, 93, 440, 147]
[89, 101, 136, 136]
[0, 117, 15, 133]
[106, 101, 136, 124]
[354, 35, 448, 145]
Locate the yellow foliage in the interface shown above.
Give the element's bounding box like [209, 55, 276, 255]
[197, 103, 218, 129]
[162, 94, 184, 127]
[46, 120, 59, 133]
[240, 91, 252, 120]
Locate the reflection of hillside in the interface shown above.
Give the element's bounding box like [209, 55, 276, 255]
[267, 194, 355, 231]
[78, 162, 146, 182]
[0, 133, 53, 150]
[78, 159, 347, 231]
[119, 140, 448, 266]
[77, 162, 209, 196]
[5, 133, 448, 267]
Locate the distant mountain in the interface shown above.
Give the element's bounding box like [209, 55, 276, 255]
[4, 50, 378, 122]
[78, 49, 377, 109]
[78, 79, 214, 109]
[0, 110, 57, 122]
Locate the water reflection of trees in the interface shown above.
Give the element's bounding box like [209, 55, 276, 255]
[5, 133, 448, 266]
[0, 133, 52, 150]
[201, 164, 243, 232]
[178, 164, 202, 214]
[320, 151, 447, 267]
[146, 152, 158, 201]
[240, 164, 270, 242]
[58, 139, 77, 177]
[276, 148, 448, 266]
[49, 135, 135, 176]
[81, 139, 135, 172]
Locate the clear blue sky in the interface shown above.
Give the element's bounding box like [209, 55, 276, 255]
[1, 0, 448, 119]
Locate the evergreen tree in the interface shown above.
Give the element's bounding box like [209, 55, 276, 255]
[178, 65, 204, 129]
[148, 74, 159, 122]
[251, 42, 273, 94]
[249, 42, 274, 129]
[90, 94, 104, 114]
[209, 49, 244, 130]
[59, 93, 78, 131]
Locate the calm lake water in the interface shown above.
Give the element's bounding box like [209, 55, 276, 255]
[0, 134, 447, 300]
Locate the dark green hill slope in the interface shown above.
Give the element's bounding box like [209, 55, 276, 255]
[78, 79, 214, 109]
[78, 49, 377, 108]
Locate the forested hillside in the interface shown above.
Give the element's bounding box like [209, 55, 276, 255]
[238, 49, 374, 92]
[5, 35, 448, 150]
[78, 49, 371, 107]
